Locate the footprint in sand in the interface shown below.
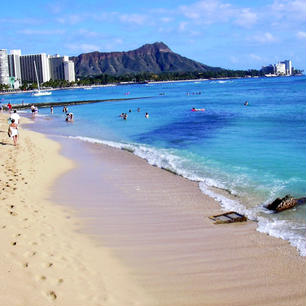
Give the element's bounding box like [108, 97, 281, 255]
[48, 291, 57, 300]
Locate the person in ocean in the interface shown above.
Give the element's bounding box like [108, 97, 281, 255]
[65, 113, 74, 122]
[244, 101, 248, 106]
[145, 112, 149, 118]
[8, 118, 18, 146]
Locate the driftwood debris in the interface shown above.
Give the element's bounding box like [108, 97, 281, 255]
[209, 211, 247, 224]
[266, 194, 306, 212]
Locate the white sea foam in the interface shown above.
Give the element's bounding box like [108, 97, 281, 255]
[257, 217, 306, 256]
[68, 135, 306, 256]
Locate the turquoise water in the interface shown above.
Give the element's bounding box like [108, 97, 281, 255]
[4, 76, 306, 255]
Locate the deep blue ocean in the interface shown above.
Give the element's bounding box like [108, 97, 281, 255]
[3, 76, 306, 255]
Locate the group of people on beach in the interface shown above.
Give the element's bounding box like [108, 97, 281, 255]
[119, 107, 149, 120]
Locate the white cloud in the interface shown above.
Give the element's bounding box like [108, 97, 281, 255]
[235, 8, 257, 28]
[66, 43, 100, 53]
[0, 18, 42, 25]
[179, 0, 234, 24]
[46, 2, 64, 14]
[160, 17, 173, 23]
[296, 31, 306, 39]
[178, 21, 188, 31]
[18, 29, 66, 35]
[179, 0, 259, 28]
[78, 29, 99, 38]
[249, 53, 262, 61]
[56, 14, 83, 25]
[270, 0, 306, 21]
[253, 32, 277, 43]
[119, 14, 147, 25]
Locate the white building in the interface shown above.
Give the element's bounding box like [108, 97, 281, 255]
[274, 62, 286, 75]
[64, 59, 75, 82]
[0, 49, 10, 85]
[8, 49, 22, 88]
[281, 60, 292, 75]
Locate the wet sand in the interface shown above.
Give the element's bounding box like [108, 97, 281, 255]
[51, 136, 306, 306]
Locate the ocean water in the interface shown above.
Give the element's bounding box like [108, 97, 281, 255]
[4, 76, 306, 255]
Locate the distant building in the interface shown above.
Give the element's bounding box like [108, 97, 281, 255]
[261, 64, 275, 75]
[20, 53, 50, 83]
[8, 49, 22, 88]
[261, 59, 293, 76]
[280, 60, 292, 75]
[64, 59, 75, 82]
[274, 62, 286, 75]
[0, 49, 10, 85]
[49, 55, 75, 82]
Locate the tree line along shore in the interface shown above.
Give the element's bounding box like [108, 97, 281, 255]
[1, 69, 303, 93]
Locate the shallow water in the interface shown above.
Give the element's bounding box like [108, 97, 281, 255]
[7, 76, 306, 255]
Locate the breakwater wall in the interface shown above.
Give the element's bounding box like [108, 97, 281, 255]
[3, 96, 152, 111]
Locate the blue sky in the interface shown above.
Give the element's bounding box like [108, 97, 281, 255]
[1, 0, 305, 71]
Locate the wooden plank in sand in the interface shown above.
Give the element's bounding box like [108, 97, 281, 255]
[209, 211, 247, 224]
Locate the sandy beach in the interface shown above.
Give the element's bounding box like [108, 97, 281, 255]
[0, 113, 152, 306]
[0, 112, 305, 306]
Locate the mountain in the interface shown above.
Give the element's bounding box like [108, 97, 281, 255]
[70, 42, 223, 77]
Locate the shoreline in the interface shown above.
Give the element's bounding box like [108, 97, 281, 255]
[50, 136, 306, 306]
[1, 112, 305, 305]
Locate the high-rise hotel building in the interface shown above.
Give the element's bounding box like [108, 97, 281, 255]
[8, 50, 22, 87]
[49, 55, 75, 82]
[0, 49, 10, 85]
[20, 53, 51, 83]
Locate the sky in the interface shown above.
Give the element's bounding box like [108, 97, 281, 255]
[1, 0, 306, 71]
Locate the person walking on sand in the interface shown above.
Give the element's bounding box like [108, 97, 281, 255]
[10, 110, 20, 125]
[8, 118, 18, 146]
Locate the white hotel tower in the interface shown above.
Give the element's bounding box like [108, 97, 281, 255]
[0, 49, 9, 85]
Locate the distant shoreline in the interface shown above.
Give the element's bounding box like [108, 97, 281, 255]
[1, 74, 303, 96]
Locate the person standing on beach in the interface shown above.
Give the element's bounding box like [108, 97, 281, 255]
[8, 119, 18, 146]
[10, 110, 20, 125]
[7, 102, 12, 113]
[50, 106, 54, 114]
